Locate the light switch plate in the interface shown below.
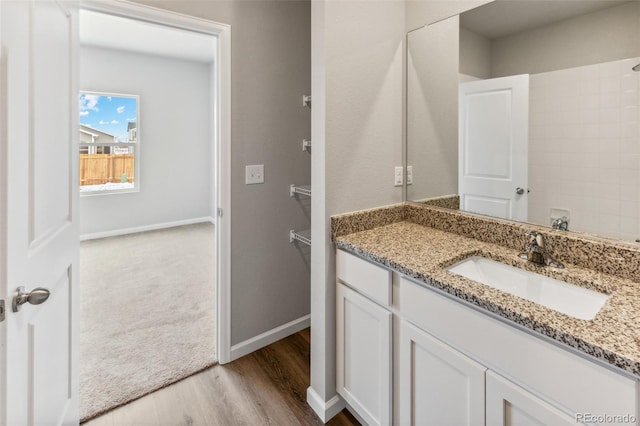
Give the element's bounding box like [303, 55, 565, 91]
[394, 166, 403, 186]
[406, 166, 413, 185]
[245, 164, 264, 185]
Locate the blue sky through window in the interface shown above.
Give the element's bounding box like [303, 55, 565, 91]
[79, 93, 137, 142]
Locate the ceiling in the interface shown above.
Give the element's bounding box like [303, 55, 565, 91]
[79, 10, 216, 63]
[460, 0, 633, 39]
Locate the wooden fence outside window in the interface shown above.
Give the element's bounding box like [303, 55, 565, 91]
[80, 154, 135, 185]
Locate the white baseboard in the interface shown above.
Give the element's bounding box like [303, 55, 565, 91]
[80, 216, 215, 241]
[229, 314, 310, 361]
[306, 387, 346, 423]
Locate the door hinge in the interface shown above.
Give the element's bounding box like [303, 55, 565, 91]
[0, 300, 5, 322]
[218, 208, 223, 218]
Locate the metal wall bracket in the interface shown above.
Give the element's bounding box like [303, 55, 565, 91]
[290, 184, 312, 197]
[302, 95, 312, 109]
[290, 229, 311, 246]
[0, 300, 5, 322]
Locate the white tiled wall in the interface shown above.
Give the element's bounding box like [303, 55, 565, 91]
[529, 57, 640, 241]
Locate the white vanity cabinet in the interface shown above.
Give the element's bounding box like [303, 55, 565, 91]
[336, 250, 393, 426]
[399, 319, 486, 426]
[486, 371, 576, 426]
[399, 278, 639, 426]
[335, 249, 639, 426]
[398, 318, 576, 426]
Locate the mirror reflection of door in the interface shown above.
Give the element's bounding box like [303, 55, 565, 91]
[406, 0, 640, 242]
[458, 74, 529, 221]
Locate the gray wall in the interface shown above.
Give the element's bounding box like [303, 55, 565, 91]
[79, 46, 212, 236]
[459, 26, 491, 79]
[492, 1, 640, 77]
[406, 17, 459, 201]
[310, 0, 405, 406]
[133, 0, 312, 347]
[405, 0, 490, 32]
[457, 1, 640, 79]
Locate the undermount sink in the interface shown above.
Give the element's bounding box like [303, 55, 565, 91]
[446, 256, 609, 320]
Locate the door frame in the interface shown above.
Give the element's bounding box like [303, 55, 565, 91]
[78, 0, 232, 363]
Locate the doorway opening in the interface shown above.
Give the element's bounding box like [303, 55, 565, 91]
[77, 7, 227, 422]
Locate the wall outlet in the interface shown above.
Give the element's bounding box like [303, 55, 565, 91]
[394, 166, 403, 186]
[406, 166, 413, 185]
[245, 164, 264, 185]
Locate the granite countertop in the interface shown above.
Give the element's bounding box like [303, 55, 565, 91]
[335, 220, 640, 377]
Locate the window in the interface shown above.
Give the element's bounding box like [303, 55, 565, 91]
[79, 92, 139, 194]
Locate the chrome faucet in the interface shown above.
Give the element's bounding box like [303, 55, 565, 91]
[519, 231, 564, 269]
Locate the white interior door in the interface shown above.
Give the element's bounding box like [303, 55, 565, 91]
[1, 1, 79, 425]
[459, 74, 529, 221]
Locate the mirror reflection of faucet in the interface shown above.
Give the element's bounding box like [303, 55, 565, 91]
[551, 216, 569, 231]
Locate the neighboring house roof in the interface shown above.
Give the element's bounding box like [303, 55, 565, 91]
[80, 128, 99, 138]
[127, 122, 137, 131]
[79, 124, 117, 143]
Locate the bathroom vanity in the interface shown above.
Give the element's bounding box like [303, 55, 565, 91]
[333, 210, 640, 426]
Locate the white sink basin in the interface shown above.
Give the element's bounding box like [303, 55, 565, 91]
[446, 256, 609, 320]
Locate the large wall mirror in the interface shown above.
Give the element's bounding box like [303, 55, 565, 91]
[407, 0, 640, 243]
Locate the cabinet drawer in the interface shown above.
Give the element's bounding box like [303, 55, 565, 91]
[400, 277, 638, 420]
[336, 249, 391, 306]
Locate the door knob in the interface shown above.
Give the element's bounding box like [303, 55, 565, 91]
[12, 286, 50, 312]
[516, 187, 529, 195]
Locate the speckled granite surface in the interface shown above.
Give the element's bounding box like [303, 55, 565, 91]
[331, 203, 405, 240]
[332, 202, 640, 283]
[418, 194, 460, 210]
[335, 221, 640, 376]
[332, 206, 640, 377]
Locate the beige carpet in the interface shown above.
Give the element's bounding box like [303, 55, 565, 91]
[79, 223, 217, 422]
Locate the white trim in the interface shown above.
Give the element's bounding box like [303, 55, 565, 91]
[78, 0, 232, 365]
[229, 315, 311, 361]
[80, 0, 229, 35]
[79, 216, 215, 241]
[215, 15, 232, 365]
[306, 387, 346, 423]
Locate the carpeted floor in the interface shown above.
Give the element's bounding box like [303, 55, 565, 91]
[79, 223, 217, 422]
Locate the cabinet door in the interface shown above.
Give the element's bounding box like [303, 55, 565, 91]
[486, 371, 577, 426]
[399, 320, 486, 426]
[337, 283, 392, 426]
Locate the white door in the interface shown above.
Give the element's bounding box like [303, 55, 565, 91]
[459, 74, 529, 221]
[1, 1, 79, 425]
[399, 320, 486, 426]
[336, 283, 392, 426]
[486, 371, 577, 426]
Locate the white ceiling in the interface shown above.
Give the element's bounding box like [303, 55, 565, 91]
[79, 10, 216, 63]
[460, 0, 633, 39]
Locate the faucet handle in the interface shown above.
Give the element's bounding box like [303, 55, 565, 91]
[525, 230, 538, 241]
[525, 231, 545, 247]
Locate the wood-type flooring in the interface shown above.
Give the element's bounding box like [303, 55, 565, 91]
[83, 328, 359, 426]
